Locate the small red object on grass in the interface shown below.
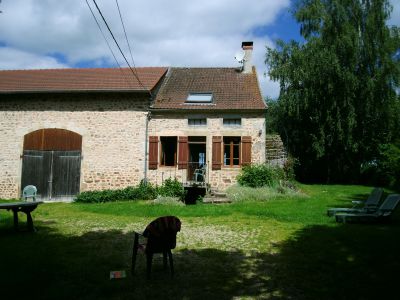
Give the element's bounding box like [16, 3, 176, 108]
[110, 270, 126, 279]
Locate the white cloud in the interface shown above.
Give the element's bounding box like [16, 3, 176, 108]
[262, 75, 280, 99]
[0, 47, 68, 69]
[0, 0, 290, 97]
[0, 0, 398, 98]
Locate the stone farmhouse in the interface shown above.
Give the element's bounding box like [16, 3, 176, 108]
[0, 42, 266, 201]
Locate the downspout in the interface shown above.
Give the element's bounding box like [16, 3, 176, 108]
[143, 67, 168, 184]
[143, 109, 151, 184]
[143, 87, 153, 184]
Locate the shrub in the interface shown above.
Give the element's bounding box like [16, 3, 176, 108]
[157, 178, 186, 200]
[237, 164, 284, 188]
[283, 156, 297, 181]
[74, 181, 157, 203]
[135, 180, 158, 200]
[75, 190, 118, 203]
[196, 195, 204, 203]
[152, 196, 185, 206]
[74, 178, 185, 203]
[226, 184, 301, 202]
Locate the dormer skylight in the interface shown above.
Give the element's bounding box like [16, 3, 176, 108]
[186, 93, 213, 103]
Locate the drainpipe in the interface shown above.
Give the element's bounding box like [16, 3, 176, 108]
[143, 67, 167, 184]
[143, 110, 151, 184]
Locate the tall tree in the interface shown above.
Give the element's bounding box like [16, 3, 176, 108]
[266, 0, 400, 183]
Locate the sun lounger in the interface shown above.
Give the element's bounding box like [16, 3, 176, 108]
[327, 187, 383, 216]
[335, 194, 400, 223]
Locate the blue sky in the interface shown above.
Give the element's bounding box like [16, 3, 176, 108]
[252, 8, 302, 43]
[0, 0, 398, 98]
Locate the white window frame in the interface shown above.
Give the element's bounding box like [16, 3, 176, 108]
[186, 93, 213, 103]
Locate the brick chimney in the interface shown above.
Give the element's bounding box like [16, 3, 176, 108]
[242, 41, 253, 74]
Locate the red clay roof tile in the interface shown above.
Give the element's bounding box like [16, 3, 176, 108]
[152, 67, 265, 110]
[0, 67, 167, 93]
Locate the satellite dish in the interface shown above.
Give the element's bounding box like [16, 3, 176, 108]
[234, 50, 245, 63]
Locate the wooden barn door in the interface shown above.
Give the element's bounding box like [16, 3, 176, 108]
[21, 150, 52, 199]
[52, 151, 81, 200]
[21, 129, 82, 201]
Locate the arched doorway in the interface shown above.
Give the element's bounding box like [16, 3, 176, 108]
[21, 129, 82, 201]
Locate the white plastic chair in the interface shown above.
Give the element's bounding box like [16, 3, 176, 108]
[22, 185, 37, 202]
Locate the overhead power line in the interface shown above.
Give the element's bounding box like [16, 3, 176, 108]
[85, 0, 120, 69]
[115, 0, 146, 92]
[92, 0, 149, 94]
[85, 0, 135, 89]
[115, 0, 135, 67]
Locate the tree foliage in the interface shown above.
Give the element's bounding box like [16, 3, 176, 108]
[266, 0, 400, 183]
[265, 97, 281, 134]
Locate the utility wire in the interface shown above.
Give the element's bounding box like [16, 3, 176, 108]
[92, 0, 149, 94]
[115, 0, 146, 92]
[115, 0, 135, 68]
[85, 0, 120, 69]
[85, 0, 134, 88]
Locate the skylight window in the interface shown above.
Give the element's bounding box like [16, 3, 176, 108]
[186, 93, 213, 103]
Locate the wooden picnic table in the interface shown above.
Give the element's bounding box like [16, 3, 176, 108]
[0, 201, 43, 231]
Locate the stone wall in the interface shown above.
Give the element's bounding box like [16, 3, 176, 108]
[0, 93, 149, 199]
[0, 94, 267, 198]
[265, 134, 287, 167]
[147, 112, 266, 191]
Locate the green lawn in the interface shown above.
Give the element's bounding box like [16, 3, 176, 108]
[1, 185, 399, 299]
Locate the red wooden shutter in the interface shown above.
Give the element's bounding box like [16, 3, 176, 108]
[148, 136, 159, 170]
[241, 136, 252, 166]
[212, 136, 222, 170]
[178, 136, 188, 169]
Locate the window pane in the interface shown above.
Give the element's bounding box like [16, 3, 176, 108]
[188, 118, 206, 126]
[160, 137, 177, 166]
[223, 118, 241, 126]
[161, 148, 166, 165]
[187, 93, 213, 103]
[224, 145, 231, 166]
[233, 144, 239, 165]
[233, 144, 239, 158]
[223, 136, 241, 166]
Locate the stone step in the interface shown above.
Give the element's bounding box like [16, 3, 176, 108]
[202, 197, 231, 204]
[210, 191, 227, 198]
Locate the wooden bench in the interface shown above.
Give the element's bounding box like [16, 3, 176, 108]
[0, 201, 43, 231]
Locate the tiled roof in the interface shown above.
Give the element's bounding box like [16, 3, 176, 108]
[152, 67, 265, 110]
[0, 67, 168, 93]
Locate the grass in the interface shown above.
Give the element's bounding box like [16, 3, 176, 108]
[0, 184, 399, 299]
